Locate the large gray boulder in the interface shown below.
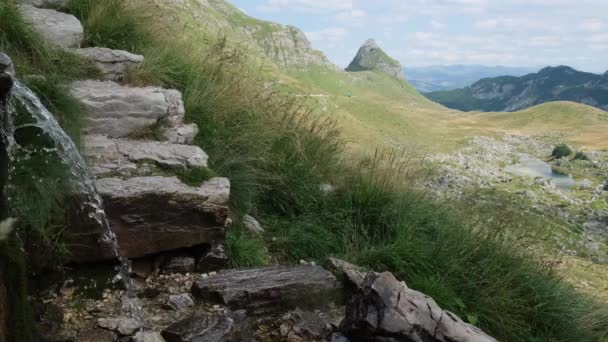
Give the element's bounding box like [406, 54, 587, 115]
[74, 47, 144, 81]
[191, 265, 342, 314]
[341, 271, 497, 342]
[83, 135, 208, 175]
[19, 5, 83, 48]
[71, 80, 185, 138]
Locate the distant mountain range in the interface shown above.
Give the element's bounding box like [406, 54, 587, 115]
[404, 65, 537, 92]
[425, 66, 608, 112]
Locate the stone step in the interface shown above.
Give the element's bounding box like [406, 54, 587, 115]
[84, 134, 208, 176]
[68, 176, 230, 260]
[71, 80, 186, 138]
[73, 47, 144, 81]
[19, 5, 83, 49]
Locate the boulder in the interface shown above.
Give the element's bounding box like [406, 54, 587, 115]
[74, 47, 144, 81]
[191, 265, 342, 314]
[133, 331, 166, 342]
[166, 294, 195, 311]
[19, 5, 83, 48]
[242, 215, 264, 234]
[71, 80, 185, 138]
[341, 271, 497, 342]
[95, 176, 229, 259]
[97, 316, 142, 336]
[83, 135, 208, 175]
[160, 124, 199, 144]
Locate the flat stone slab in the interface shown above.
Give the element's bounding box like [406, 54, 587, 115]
[71, 80, 185, 138]
[19, 5, 83, 48]
[93, 176, 229, 259]
[191, 265, 342, 314]
[84, 135, 208, 175]
[74, 47, 144, 80]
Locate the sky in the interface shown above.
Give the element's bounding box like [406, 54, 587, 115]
[229, 0, 608, 73]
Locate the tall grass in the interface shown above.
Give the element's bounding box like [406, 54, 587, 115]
[50, 0, 608, 340]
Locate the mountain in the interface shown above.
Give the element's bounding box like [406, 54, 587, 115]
[345, 39, 404, 80]
[405, 65, 537, 92]
[425, 66, 608, 112]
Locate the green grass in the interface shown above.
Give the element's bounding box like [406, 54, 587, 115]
[16, 0, 608, 340]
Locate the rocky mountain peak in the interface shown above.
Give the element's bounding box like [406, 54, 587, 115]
[346, 38, 404, 80]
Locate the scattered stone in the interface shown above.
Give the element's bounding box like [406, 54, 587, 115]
[97, 317, 142, 336]
[341, 271, 497, 342]
[166, 294, 195, 311]
[19, 5, 83, 48]
[133, 331, 166, 342]
[162, 257, 196, 274]
[76, 328, 118, 342]
[161, 313, 236, 342]
[197, 245, 228, 272]
[191, 265, 341, 314]
[160, 124, 199, 144]
[242, 214, 264, 234]
[74, 47, 144, 80]
[71, 80, 185, 138]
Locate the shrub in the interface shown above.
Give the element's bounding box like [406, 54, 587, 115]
[552, 143, 573, 159]
[573, 151, 589, 161]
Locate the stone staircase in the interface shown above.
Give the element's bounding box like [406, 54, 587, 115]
[18, 1, 229, 265]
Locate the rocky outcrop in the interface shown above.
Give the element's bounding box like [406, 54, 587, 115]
[160, 123, 199, 144]
[19, 5, 83, 48]
[341, 270, 496, 342]
[93, 176, 229, 259]
[83, 134, 209, 176]
[71, 80, 185, 138]
[191, 265, 342, 314]
[346, 39, 404, 80]
[74, 47, 144, 81]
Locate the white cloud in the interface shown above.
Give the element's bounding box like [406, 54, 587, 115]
[258, 0, 353, 13]
[305, 27, 349, 43]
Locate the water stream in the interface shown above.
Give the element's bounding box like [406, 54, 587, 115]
[505, 153, 579, 190]
[1, 81, 143, 325]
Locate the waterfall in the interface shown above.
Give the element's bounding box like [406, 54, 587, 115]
[1, 81, 144, 326]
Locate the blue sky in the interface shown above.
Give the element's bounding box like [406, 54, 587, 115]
[230, 0, 608, 73]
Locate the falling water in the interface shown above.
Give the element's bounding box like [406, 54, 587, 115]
[1, 81, 143, 325]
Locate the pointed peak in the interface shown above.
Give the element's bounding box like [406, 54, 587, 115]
[346, 39, 404, 80]
[363, 38, 379, 48]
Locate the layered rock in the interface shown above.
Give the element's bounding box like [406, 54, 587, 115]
[74, 47, 144, 81]
[19, 5, 83, 48]
[191, 265, 342, 314]
[345, 39, 404, 80]
[71, 80, 185, 138]
[341, 270, 496, 342]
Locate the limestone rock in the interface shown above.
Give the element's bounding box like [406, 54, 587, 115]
[71, 80, 185, 138]
[166, 294, 195, 311]
[94, 176, 229, 259]
[97, 317, 142, 336]
[19, 5, 83, 48]
[74, 47, 144, 80]
[345, 39, 404, 80]
[133, 331, 166, 342]
[83, 135, 208, 175]
[76, 328, 118, 342]
[191, 265, 341, 314]
[242, 215, 264, 234]
[160, 124, 199, 144]
[341, 271, 497, 342]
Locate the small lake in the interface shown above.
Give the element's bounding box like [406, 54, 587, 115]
[505, 153, 578, 191]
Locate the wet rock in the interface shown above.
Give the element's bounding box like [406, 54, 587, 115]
[160, 124, 199, 145]
[133, 331, 166, 342]
[87, 176, 229, 260]
[197, 244, 228, 272]
[98, 317, 142, 336]
[19, 5, 83, 48]
[242, 215, 264, 234]
[191, 265, 341, 314]
[341, 271, 497, 342]
[163, 256, 196, 274]
[279, 308, 334, 342]
[166, 294, 195, 311]
[74, 47, 144, 81]
[76, 328, 118, 342]
[71, 81, 185, 138]
[161, 313, 236, 342]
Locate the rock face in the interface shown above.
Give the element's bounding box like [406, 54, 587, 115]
[341, 271, 497, 342]
[345, 39, 404, 80]
[71, 80, 185, 138]
[83, 135, 209, 176]
[192, 265, 342, 314]
[74, 47, 144, 81]
[93, 176, 229, 259]
[19, 5, 83, 48]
